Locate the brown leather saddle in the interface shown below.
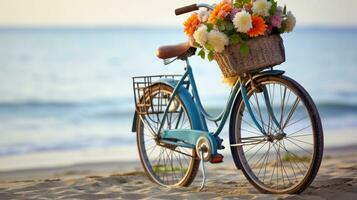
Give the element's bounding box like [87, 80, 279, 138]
[156, 42, 195, 59]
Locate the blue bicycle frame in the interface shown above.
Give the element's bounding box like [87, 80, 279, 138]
[135, 58, 285, 157]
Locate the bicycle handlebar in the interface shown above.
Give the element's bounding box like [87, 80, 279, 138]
[175, 3, 214, 15]
[175, 4, 199, 15]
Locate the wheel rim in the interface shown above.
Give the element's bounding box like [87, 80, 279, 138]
[137, 85, 197, 186]
[236, 79, 316, 192]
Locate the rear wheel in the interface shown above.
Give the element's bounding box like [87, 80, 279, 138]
[230, 75, 323, 194]
[136, 84, 199, 187]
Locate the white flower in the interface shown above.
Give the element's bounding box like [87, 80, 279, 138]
[252, 0, 272, 17]
[193, 25, 208, 46]
[284, 11, 296, 33]
[198, 9, 210, 22]
[188, 36, 195, 47]
[232, 10, 252, 33]
[207, 30, 229, 53]
[276, 6, 284, 16]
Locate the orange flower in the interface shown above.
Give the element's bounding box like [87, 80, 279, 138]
[208, 2, 233, 24]
[248, 16, 267, 37]
[184, 13, 201, 36]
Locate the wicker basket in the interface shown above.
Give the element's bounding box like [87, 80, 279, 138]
[214, 34, 286, 78]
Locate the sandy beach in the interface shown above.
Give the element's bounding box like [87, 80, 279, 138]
[0, 145, 356, 200]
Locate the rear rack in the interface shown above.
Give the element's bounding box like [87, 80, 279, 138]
[132, 75, 183, 115]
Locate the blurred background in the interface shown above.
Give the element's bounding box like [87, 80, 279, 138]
[0, 0, 356, 171]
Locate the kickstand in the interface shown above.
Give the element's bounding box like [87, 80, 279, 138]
[198, 150, 207, 192]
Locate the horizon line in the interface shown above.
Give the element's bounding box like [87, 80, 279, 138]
[0, 24, 357, 30]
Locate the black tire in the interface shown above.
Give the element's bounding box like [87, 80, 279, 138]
[136, 84, 199, 187]
[230, 75, 323, 194]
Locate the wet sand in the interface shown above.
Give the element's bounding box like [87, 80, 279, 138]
[0, 145, 356, 199]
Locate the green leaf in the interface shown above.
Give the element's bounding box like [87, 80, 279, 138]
[205, 43, 214, 51]
[193, 41, 201, 48]
[216, 18, 223, 25]
[197, 49, 206, 59]
[208, 51, 214, 62]
[216, 18, 225, 31]
[283, 5, 287, 15]
[224, 21, 234, 31]
[229, 34, 242, 45]
[206, 23, 214, 32]
[234, 0, 251, 8]
[269, 0, 277, 15]
[240, 33, 249, 41]
[240, 43, 250, 56]
[279, 23, 286, 33]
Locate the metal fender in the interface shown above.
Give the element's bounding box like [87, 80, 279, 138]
[131, 78, 207, 132]
[251, 69, 285, 80]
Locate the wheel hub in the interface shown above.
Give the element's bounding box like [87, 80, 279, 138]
[267, 133, 286, 142]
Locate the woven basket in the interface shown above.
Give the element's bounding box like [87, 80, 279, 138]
[214, 34, 286, 78]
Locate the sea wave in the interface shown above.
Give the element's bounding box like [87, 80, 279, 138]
[0, 136, 136, 157]
[0, 100, 356, 118]
[0, 98, 132, 108]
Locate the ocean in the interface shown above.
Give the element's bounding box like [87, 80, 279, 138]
[0, 27, 357, 169]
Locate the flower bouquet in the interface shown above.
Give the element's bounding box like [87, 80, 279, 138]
[183, 0, 296, 85]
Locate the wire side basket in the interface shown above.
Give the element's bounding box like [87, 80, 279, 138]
[132, 75, 183, 116]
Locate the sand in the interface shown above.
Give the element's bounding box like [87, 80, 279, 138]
[0, 145, 356, 200]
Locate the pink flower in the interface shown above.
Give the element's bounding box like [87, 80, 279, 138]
[270, 15, 283, 28]
[267, 25, 273, 34]
[230, 8, 241, 21]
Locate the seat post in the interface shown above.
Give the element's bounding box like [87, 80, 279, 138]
[184, 57, 191, 71]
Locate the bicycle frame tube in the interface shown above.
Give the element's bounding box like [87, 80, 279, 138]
[157, 62, 209, 134]
[188, 66, 272, 137]
[186, 64, 239, 136]
[157, 59, 282, 138]
[183, 63, 266, 137]
[157, 69, 190, 134]
[186, 66, 224, 122]
[186, 63, 240, 136]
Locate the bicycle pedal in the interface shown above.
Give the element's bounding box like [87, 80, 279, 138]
[210, 154, 224, 164]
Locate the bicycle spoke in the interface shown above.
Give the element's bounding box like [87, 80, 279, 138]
[283, 115, 308, 129]
[288, 124, 311, 137]
[282, 97, 300, 130]
[280, 86, 287, 126]
[277, 142, 292, 186]
[285, 138, 312, 155]
[247, 142, 268, 162]
[241, 117, 265, 135]
[288, 133, 313, 138]
[286, 136, 313, 146]
[257, 142, 270, 177]
[262, 142, 271, 183]
[281, 140, 309, 170]
[241, 128, 266, 135]
[249, 98, 271, 132]
[254, 92, 266, 132]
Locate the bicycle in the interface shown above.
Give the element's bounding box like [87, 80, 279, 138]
[132, 3, 323, 194]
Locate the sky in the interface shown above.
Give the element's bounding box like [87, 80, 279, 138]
[0, 0, 356, 27]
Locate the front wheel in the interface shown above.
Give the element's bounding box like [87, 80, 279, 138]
[230, 75, 323, 194]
